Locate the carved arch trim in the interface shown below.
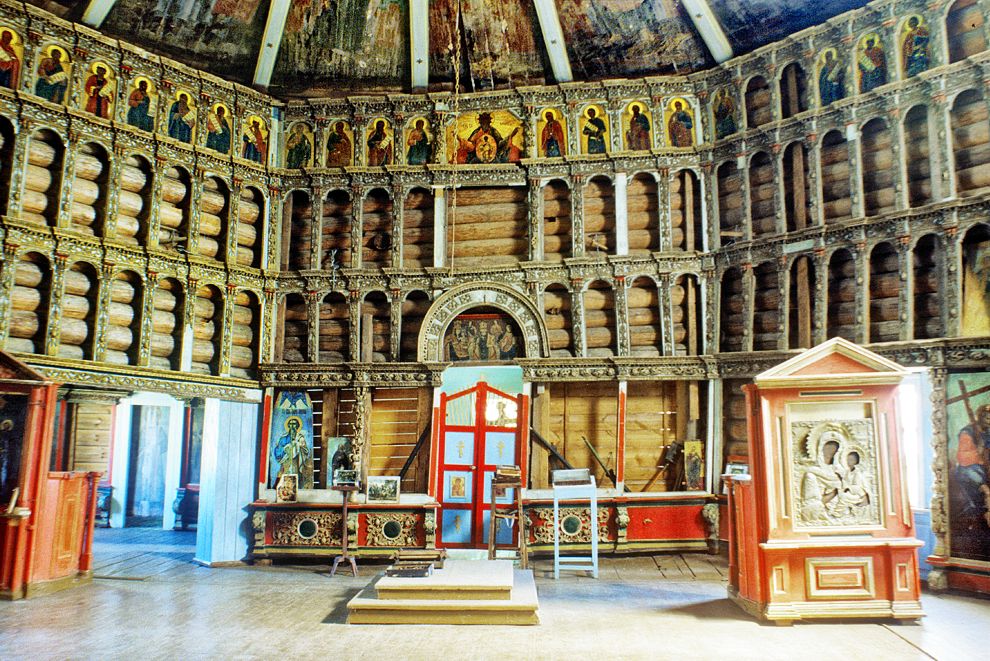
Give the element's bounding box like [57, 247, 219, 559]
[417, 282, 549, 361]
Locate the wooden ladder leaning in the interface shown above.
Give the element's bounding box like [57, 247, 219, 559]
[487, 465, 528, 569]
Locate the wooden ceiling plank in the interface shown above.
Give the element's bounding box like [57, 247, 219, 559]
[253, 0, 292, 89]
[81, 0, 118, 28]
[410, 0, 429, 91]
[532, 0, 573, 83]
[682, 0, 734, 64]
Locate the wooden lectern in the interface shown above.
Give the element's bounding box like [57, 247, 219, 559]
[725, 338, 923, 623]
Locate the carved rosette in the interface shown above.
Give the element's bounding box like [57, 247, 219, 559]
[271, 511, 342, 546]
[365, 512, 418, 547]
[527, 507, 610, 544]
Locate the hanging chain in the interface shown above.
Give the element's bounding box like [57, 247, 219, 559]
[448, 0, 462, 275]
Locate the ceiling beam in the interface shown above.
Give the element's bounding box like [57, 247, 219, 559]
[410, 0, 429, 91]
[254, 0, 292, 88]
[682, 0, 733, 64]
[532, 0, 573, 83]
[81, 0, 118, 28]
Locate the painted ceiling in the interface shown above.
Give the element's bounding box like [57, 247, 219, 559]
[25, 0, 871, 97]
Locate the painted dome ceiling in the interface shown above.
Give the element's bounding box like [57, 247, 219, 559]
[31, 0, 870, 97]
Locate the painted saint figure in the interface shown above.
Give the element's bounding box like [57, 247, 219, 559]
[326, 121, 352, 167]
[285, 123, 312, 168]
[84, 65, 113, 119]
[667, 101, 694, 148]
[205, 105, 231, 154]
[818, 50, 845, 106]
[954, 404, 990, 523]
[713, 89, 737, 139]
[858, 36, 887, 93]
[126, 79, 155, 132]
[168, 92, 196, 144]
[35, 47, 68, 104]
[405, 119, 430, 165]
[0, 30, 21, 90]
[366, 120, 393, 166]
[271, 416, 313, 490]
[583, 107, 607, 154]
[541, 110, 565, 157]
[902, 16, 931, 77]
[626, 104, 651, 151]
[242, 118, 267, 164]
[456, 112, 520, 164]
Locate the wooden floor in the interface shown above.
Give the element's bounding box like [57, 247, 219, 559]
[93, 526, 202, 580]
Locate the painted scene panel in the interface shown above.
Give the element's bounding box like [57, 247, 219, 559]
[443, 314, 522, 362]
[707, 0, 867, 54]
[456, 0, 548, 91]
[555, 0, 709, 80]
[272, 0, 409, 96]
[102, 0, 269, 86]
[947, 371, 990, 563]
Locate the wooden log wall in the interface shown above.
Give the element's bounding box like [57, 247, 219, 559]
[780, 63, 807, 119]
[947, 0, 987, 63]
[624, 380, 679, 492]
[158, 166, 191, 251]
[717, 162, 743, 241]
[913, 235, 943, 340]
[722, 378, 749, 459]
[584, 280, 617, 357]
[284, 191, 313, 270]
[280, 293, 308, 363]
[788, 256, 814, 349]
[752, 262, 780, 350]
[369, 387, 431, 493]
[904, 105, 932, 207]
[449, 187, 528, 266]
[821, 130, 852, 223]
[8, 255, 51, 354]
[546, 381, 619, 487]
[671, 170, 700, 251]
[783, 142, 810, 232]
[197, 177, 229, 260]
[869, 243, 901, 342]
[543, 284, 573, 357]
[320, 292, 350, 362]
[58, 262, 98, 361]
[628, 277, 661, 357]
[191, 286, 222, 375]
[230, 291, 258, 379]
[672, 275, 698, 355]
[116, 156, 152, 245]
[543, 180, 571, 261]
[861, 119, 896, 217]
[323, 190, 353, 268]
[719, 268, 744, 352]
[402, 187, 434, 268]
[69, 143, 109, 237]
[23, 131, 64, 226]
[149, 277, 182, 371]
[745, 76, 772, 128]
[951, 89, 990, 196]
[399, 291, 430, 361]
[827, 249, 858, 341]
[362, 291, 391, 362]
[237, 187, 263, 268]
[749, 152, 776, 237]
[584, 177, 616, 255]
[104, 271, 142, 365]
[627, 173, 659, 255]
[362, 189, 392, 268]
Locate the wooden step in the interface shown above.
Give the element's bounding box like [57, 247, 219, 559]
[376, 559, 513, 600]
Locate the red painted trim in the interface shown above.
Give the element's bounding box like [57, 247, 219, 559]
[616, 383, 627, 484]
[103, 403, 116, 484]
[257, 390, 273, 485]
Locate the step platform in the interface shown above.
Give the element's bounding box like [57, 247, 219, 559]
[347, 559, 539, 625]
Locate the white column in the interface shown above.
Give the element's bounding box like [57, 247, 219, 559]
[410, 0, 429, 90]
[681, 0, 733, 63]
[532, 0, 574, 82]
[81, 0, 118, 27]
[253, 0, 292, 87]
[108, 402, 133, 529]
[433, 187, 447, 268]
[614, 172, 628, 256]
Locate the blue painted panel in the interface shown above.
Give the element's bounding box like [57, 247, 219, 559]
[482, 470, 514, 505]
[915, 510, 934, 579]
[442, 509, 472, 545]
[444, 431, 475, 464]
[481, 509, 515, 545]
[444, 471, 473, 504]
[484, 431, 516, 465]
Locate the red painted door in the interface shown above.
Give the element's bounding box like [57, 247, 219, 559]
[437, 382, 521, 548]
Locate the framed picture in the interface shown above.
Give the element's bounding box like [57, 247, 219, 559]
[334, 469, 358, 487]
[275, 474, 298, 503]
[367, 475, 400, 503]
[722, 462, 749, 494]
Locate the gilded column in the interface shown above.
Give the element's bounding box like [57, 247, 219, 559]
[927, 366, 949, 591]
[776, 255, 789, 351]
[658, 273, 674, 356]
[739, 150, 752, 242]
[700, 161, 716, 252]
[351, 385, 371, 474]
[846, 119, 864, 220]
[56, 131, 79, 228]
[741, 262, 754, 353]
[613, 275, 630, 356]
[571, 175, 586, 258]
[805, 131, 823, 227]
[569, 280, 586, 357]
[349, 288, 361, 362]
[187, 166, 205, 255]
[853, 242, 869, 344]
[812, 248, 828, 345]
[389, 288, 402, 363]
[261, 287, 277, 363]
[943, 226, 962, 337]
[219, 284, 235, 376]
[351, 184, 365, 269]
[180, 278, 196, 372]
[6, 117, 31, 219]
[45, 252, 69, 356]
[147, 156, 168, 250]
[93, 261, 117, 362]
[227, 177, 243, 265]
[0, 242, 19, 349]
[310, 187, 324, 270]
[656, 169, 670, 251]
[931, 91, 955, 200]
[897, 235, 913, 342]
[887, 106, 910, 211]
[391, 184, 405, 269]
[771, 143, 785, 235]
[528, 178, 543, 262]
[306, 290, 320, 363]
[137, 270, 158, 367]
[102, 145, 124, 239]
